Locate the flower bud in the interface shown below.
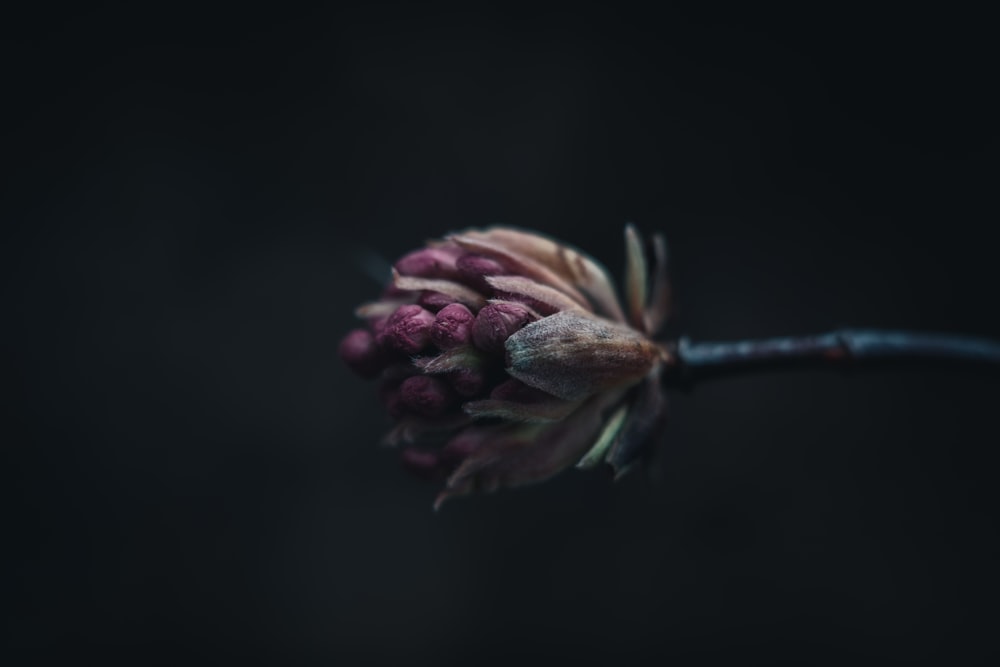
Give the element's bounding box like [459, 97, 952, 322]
[341, 224, 672, 506]
[378, 304, 436, 354]
[430, 303, 476, 350]
[395, 247, 463, 280]
[399, 375, 457, 417]
[338, 328, 384, 378]
[472, 302, 534, 354]
[456, 253, 507, 291]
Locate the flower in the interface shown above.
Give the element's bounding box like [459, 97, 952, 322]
[339, 225, 672, 508]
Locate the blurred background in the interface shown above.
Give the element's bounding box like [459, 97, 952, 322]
[6, 4, 999, 664]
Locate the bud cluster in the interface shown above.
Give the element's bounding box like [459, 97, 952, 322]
[339, 226, 670, 507]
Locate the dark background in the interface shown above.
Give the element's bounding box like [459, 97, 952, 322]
[7, 4, 999, 664]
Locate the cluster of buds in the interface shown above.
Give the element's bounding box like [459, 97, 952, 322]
[339, 225, 672, 507]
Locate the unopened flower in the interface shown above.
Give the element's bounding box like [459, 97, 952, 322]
[339, 225, 672, 508]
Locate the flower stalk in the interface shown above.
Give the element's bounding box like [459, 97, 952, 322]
[664, 330, 1000, 387]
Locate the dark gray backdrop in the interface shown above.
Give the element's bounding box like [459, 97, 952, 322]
[7, 5, 999, 664]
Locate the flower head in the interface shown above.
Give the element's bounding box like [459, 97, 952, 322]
[339, 225, 672, 507]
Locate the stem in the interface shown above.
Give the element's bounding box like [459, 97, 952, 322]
[664, 329, 1000, 386]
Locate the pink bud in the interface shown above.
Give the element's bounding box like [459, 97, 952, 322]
[378, 305, 436, 354]
[456, 253, 507, 291]
[399, 375, 457, 417]
[395, 247, 462, 280]
[449, 367, 488, 397]
[430, 303, 476, 350]
[338, 329, 385, 378]
[472, 303, 534, 354]
[418, 291, 455, 312]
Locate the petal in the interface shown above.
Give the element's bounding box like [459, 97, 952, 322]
[414, 346, 486, 374]
[505, 311, 662, 401]
[605, 366, 668, 477]
[624, 224, 649, 333]
[447, 231, 592, 311]
[435, 394, 611, 509]
[485, 275, 586, 315]
[576, 404, 629, 469]
[645, 232, 671, 335]
[456, 227, 626, 322]
[392, 269, 486, 310]
[463, 379, 582, 422]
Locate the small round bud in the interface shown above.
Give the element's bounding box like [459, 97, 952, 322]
[472, 303, 533, 354]
[418, 291, 454, 312]
[378, 305, 435, 354]
[338, 329, 384, 378]
[395, 247, 462, 279]
[398, 375, 457, 417]
[431, 303, 476, 349]
[456, 253, 507, 291]
[449, 367, 487, 397]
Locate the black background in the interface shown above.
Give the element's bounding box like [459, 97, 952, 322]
[7, 4, 999, 664]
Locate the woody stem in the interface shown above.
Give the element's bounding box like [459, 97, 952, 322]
[664, 329, 1000, 386]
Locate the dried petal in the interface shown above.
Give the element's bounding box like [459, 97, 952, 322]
[448, 231, 592, 311]
[605, 366, 667, 476]
[392, 269, 486, 310]
[505, 311, 661, 401]
[624, 223, 649, 332]
[453, 227, 626, 321]
[435, 393, 615, 508]
[646, 232, 671, 335]
[485, 275, 585, 315]
[414, 346, 485, 374]
[463, 379, 582, 423]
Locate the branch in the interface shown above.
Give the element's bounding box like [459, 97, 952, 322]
[664, 329, 1000, 387]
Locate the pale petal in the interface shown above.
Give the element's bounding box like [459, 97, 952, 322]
[447, 231, 592, 310]
[485, 275, 586, 315]
[392, 269, 486, 309]
[624, 224, 649, 333]
[645, 232, 671, 335]
[414, 346, 485, 374]
[435, 394, 610, 508]
[605, 366, 667, 477]
[576, 404, 629, 469]
[463, 396, 582, 423]
[463, 227, 626, 322]
[355, 297, 414, 319]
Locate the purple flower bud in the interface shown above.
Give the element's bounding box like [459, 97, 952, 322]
[379, 384, 406, 419]
[395, 247, 462, 280]
[399, 375, 457, 417]
[430, 303, 476, 350]
[449, 367, 488, 397]
[338, 328, 385, 378]
[418, 291, 455, 312]
[378, 304, 436, 354]
[343, 224, 673, 507]
[456, 253, 507, 291]
[472, 302, 534, 354]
